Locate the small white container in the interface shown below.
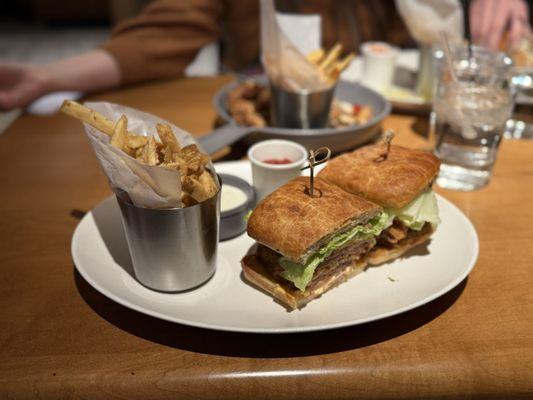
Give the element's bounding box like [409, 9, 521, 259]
[218, 173, 255, 241]
[248, 140, 308, 201]
[360, 41, 398, 94]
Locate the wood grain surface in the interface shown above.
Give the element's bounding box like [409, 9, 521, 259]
[0, 76, 532, 399]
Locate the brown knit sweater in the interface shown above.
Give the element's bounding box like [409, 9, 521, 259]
[101, 0, 412, 85]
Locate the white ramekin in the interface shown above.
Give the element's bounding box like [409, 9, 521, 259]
[247, 139, 308, 202]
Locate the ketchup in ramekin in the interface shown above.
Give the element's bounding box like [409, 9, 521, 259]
[262, 158, 293, 165]
[247, 139, 308, 201]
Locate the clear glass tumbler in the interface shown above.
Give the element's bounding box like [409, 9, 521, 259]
[431, 45, 514, 191]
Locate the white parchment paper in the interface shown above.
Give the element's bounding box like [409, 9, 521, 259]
[261, 0, 331, 92]
[276, 12, 321, 57]
[396, 0, 464, 45]
[83, 102, 217, 209]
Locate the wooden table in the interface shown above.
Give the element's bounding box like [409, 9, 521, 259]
[1, 76, 532, 399]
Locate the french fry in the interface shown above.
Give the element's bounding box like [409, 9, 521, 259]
[308, 43, 345, 84]
[138, 136, 158, 166]
[335, 53, 355, 73]
[110, 115, 128, 150]
[181, 192, 198, 207]
[61, 100, 148, 148]
[305, 44, 356, 84]
[164, 161, 187, 175]
[179, 144, 208, 173]
[319, 43, 343, 71]
[125, 135, 149, 149]
[61, 100, 115, 136]
[114, 116, 137, 157]
[326, 53, 355, 82]
[163, 145, 173, 164]
[61, 100, 219, 206]
[306, 48, 325, 65]
[198, 170, 218, 198]
[182, 175, 211, 203]
[156, 123, 181, 153]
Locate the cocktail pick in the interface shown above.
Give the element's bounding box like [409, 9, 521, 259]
[300, 146, 331, 197]
[374, 130, 395, 162]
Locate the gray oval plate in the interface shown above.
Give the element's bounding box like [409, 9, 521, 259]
[199, 77, 391, 154]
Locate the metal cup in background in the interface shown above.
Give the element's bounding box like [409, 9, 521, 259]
[116, 181, 220, 292]
[270, 83, 335, 129]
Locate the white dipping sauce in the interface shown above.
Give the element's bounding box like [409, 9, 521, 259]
[220, 184, 247, 212]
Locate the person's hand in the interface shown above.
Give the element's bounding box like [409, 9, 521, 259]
[0, 51, 121, 112]
[0, 63, 51, 110]
[471, 0, 531, 51]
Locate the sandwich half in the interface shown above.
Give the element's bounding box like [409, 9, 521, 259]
[318, 144, 441, 265]
[242, 176, 391, 310]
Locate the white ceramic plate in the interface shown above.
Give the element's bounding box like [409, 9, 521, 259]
[72, 161, 478, 333]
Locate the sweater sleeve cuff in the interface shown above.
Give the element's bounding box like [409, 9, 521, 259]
[101, 38, 154, 86]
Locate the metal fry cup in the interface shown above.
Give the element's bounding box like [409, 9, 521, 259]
[270, 83, 335, 129]
[116, 178, 221, 292]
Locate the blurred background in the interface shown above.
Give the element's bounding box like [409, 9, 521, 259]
[1, 1, 148, 63]
[0, 0, 531, 135]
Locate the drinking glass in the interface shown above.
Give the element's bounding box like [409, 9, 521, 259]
[431, 45, 514, 191]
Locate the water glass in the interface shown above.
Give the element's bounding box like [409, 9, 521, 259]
[431, 45, 514, 191]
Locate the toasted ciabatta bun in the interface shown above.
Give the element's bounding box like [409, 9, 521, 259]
[318, 144, 441, 209]
[368, 223, 435, 265]
[247, 176, 381, 264]
[241, 248, 368, 310]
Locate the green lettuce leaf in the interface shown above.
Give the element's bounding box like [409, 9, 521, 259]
[279, 212, 393, 291]
[391, 189, 440, 231]
[277, 190, 440, 291]
[243, 210, 253, 222]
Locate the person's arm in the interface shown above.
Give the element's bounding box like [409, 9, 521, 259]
[470, 0, 531, 50]
[0, 50, 120, 110]
[0, 0, 223, 110]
